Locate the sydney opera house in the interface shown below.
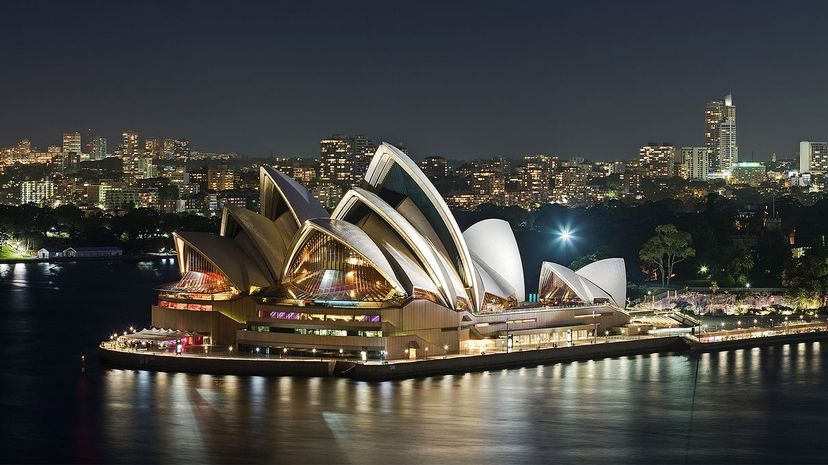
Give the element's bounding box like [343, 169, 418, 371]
[153, 144, 630, 360]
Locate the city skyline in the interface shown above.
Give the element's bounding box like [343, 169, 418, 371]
[4, 1, 828, 160]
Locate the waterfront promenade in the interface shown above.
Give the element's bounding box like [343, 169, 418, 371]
[99, 322, 828, 380]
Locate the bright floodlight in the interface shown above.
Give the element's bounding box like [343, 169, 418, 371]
[559, 229, 572, 241]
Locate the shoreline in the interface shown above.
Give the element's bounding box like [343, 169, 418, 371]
[0, 254, 175, 265]
[97, 330, 828, 381]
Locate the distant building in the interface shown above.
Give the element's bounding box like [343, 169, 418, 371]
[729, 162, 766, 186]
[705, 94, 736, 172]
[163, 138, 190, 159]
[20, 179, 54, 205]
[144, 138, 160, 158]
[319, 136, 354, 184]
[62, 132, 81, 157]
[638, 143, 675, 178]
[719, 119, 738, 171]
[799, 141, 828, 175]
[89, 135, 107, 161]
[207, 165, 235, 191]
[120, 131, 140, 158]
[419, 156, 449, 179]
[678, 147, 709, 180]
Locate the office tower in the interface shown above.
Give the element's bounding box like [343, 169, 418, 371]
[207, 165, 235, 191]
[62, 132, 82, 156]
[90, 136, 107, 161]
[419, 156, 449, 179]
[678, 147, 709, 180]
[705, 94, 736, 172]
[319, 135, 353, 184]
[799, 141, 828, 174]
[144, 138, 160, 158]
[718, 119, 738, 171]
[20, 179, 55, 205]
[638, 143, 676, 178]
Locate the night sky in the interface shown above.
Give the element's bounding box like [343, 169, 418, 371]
[3, 0, 827, 160]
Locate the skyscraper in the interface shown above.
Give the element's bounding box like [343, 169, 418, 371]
[705, 94, 736, 172]
[800, 141, 828, 175]
[718, 119, 738, 171]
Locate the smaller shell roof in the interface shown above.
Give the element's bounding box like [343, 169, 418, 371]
[260, 166, 328, 226]
[174, 231, 272, 291]
[539, 261, 615, 305]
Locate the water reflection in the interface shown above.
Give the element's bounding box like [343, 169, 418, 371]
[2, 262, 828, 463]
[63, 342, 824, 463]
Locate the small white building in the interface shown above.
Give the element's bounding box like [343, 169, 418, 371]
[37, 247, 63, 259]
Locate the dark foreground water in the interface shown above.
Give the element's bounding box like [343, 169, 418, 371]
[1, 261, 827, 464]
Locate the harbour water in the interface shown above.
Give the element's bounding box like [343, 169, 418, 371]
[1, 261, 826, 464]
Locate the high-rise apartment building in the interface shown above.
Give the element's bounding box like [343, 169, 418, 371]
[705, 94, 736, 172]
[678, 147, 709, 180]
[120, 131, 140, 158]
[638, 143, 676, 178]
[800, 141, 828, 174]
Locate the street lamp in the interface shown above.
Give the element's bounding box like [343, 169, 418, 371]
[699, 265, 709, 275]
[443, 344, 449, 358]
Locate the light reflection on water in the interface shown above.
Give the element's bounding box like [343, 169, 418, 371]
[2, 261, 828, 463]
[62, 345, 827, 464]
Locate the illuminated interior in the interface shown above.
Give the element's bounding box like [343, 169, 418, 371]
[539, 272, 583, 306]
[284, 230, 405, 302]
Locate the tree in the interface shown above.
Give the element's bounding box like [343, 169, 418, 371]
[639, 224, 695, 288]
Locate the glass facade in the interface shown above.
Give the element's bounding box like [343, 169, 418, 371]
[539, 272, 583, 306]
[284, 230, 404, 302]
